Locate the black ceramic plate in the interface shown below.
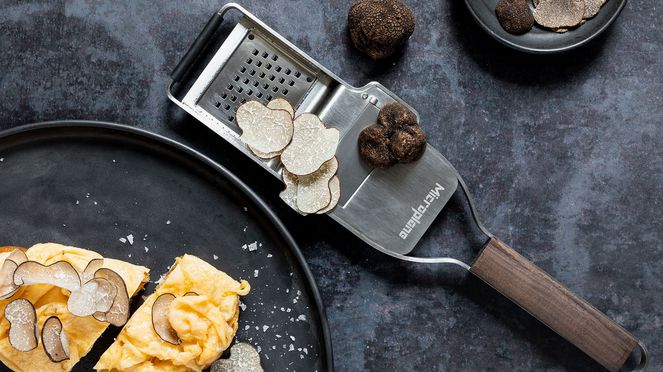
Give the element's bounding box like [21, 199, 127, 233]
[0, 121, 332, 371]
[465, 0, 627, 53]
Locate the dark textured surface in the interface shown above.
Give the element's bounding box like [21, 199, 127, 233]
[0, 1, 661, 371]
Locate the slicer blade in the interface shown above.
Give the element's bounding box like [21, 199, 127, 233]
[168, 3, 459, 257]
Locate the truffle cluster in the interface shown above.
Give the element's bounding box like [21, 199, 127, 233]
[347, 0, 415, 60]
[358, 103, 427, 168]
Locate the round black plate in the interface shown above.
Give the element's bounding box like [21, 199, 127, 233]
[465, 0, 627, 53]
[0, 121, 332, 371]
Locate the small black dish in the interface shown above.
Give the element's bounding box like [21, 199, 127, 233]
[464, 0, 627, 53]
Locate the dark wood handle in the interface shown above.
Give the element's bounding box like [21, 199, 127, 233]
[470, 238, 638, 372]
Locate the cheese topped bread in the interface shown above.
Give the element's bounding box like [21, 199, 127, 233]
[0, 243, 150, 372]
[95, 254, 250, 371]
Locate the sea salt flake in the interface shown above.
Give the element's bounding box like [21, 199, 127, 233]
[242, 244, 248, 250]
[254, 270, 259, 277]
[75, 200, 79, 205]
[256, 346, 261, 353]
[276, 334, 282, 338]
[213, 254, 219, 260]
[289, 344, 294, 351]
[166, 220, 171, 225]
[93, 201, 98, 205]
[267, 254, 273, 258]
[119, 237, 127, 244]
[240, 302, 247, 311]
[297, 315, 306, 321]
[128, 254, 132, 258]
[244, 325, 250, 330]
[144, 246, 149, 253]
[290, 335, 295, 341]
[303, 347, 308, 355]
[262, 325, 269, 332]
[248, 241, 258, 251]
[127, 234, 134, 245]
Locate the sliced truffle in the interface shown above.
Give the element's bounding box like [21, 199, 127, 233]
[296, 157, 338, 214]
[533, 0, 585, 29]
[4, 298, 38, 352]
[0, 250, 27, 299]
[80, 258, 103, 284]
[236, 101, 294, 154]
[42, 316, 70, 363]
[279, 169, 307, 216]
[583, 0, 606, 19]
[317, 175, 341, 214]
[280, 113, 339, 176]
[358, 124, 397, 168]
[92, 268, 130, 327]
[13, 260, 81, 293]
[211, 342, 264, 372]
[495, 0, 534, 34]
[152, 293, 180, 345]
[348, 0, 415, 59]
[67, 277, 117, 317]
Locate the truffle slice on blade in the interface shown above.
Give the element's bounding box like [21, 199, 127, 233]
[267, 98, 294, 119]
[236, 101, 294, 154]
[317, 175, 341, 214]
[42, 316, 70, 363]
[13, 260, 81, 293]
[296, 157, 338, 214]
[280, 113, 339, 176]
[4, 298, 39, 352]
[532, 0, 585, 29]
[152, 293, 180, 345]
[279, 169, 307, 216]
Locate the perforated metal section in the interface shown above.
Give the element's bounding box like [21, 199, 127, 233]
[199, 31, 317, 128]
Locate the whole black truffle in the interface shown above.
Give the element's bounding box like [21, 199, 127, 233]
[495, 0, 534, 34]
[358, 103, 427, 168]
[358, 124, 397, 168]
[347, 0, 415, 60]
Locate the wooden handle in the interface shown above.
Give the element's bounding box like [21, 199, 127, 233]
[470, 238, 638, 372]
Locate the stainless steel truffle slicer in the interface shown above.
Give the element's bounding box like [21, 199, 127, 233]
[167, 4, 647, 371]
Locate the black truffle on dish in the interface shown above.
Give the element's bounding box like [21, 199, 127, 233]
[495, 0, 534, 35]
[347, 0, 415, 60]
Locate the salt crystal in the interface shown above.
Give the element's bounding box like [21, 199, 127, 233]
[256, 346, 261, 353]
[262, 325, 269, 332]
[127, 234, 134, 245]
[300, 354, 304, 359]
[239, 302, 247, 311]
[75, 200, 79, 205]
[86, 193, 90, 198]
[303, 347, 308, 355]
[213, 254, 219, 260]
[244, 325, 250, 330]
[112, 159, 116, 163]
[248, 241, 258, 251]
[290, 335, 295, 341]
[166, 220, 171, 225]
[128, 254, 132, 258]
[265, 355, 269, 360]
[144, 246, 149, 253]
[254, 270, 259, 277]
[119, 237, 127, 244]
[293, 299, 297, 304]
[297, 315, 306, 321]
[0, 158, 3, 162]
[62, 224, 67, 227]
[93, 201, 98, 205]
[289, 344, 294, 351]
[286, 308, 291, 312]
[242, 244, 248, 250]
[272, 345, 277, 349]
[243, 226, 247, 232]
[267, 254, 273, 258]
[276, 334, 281, 338]
[243, 207, 248, 212]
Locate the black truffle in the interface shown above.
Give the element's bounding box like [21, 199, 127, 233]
[495, 0, 534, 34]
[358, 125, 397, 168]
[347, 0, 415, 60]
[358, 103, 427, 168]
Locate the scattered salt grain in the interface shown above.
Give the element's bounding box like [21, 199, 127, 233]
[267, 254, 273, 258]
[166, 220, 171, 225]
[245, 325, 250, 330]
[93, 201, 98, 205]
[254, 270, 259, 277]
[240, 302, 247, 311]
[86, 193, 90, 198]
[75, 200, 79, 205]
[242, 244, 248, 250]
[256, 346, 261, 353]
[297, 315, 306, 321]
[144, 246, 149, 253]
[127, 234, 134, 245]
[128, 254, 132, 258]
[243, 226, 247, 232]
[289, 335, 295, 341]
[248, 241, 258, 251]
[275, 334, 281, 338]
[119, 237, 127, 244]
[262, 325, 269, 332]
[0, 158, 3, 162]
[213, 254, 219, 260]
[243, 207, 248, 212]
[303, 347, 308, 355]
[289, 344, 294, 351]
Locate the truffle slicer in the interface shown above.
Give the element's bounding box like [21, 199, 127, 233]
[168, 4, 647, 371]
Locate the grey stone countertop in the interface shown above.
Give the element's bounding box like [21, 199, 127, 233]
[1, 1, 661, 371]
